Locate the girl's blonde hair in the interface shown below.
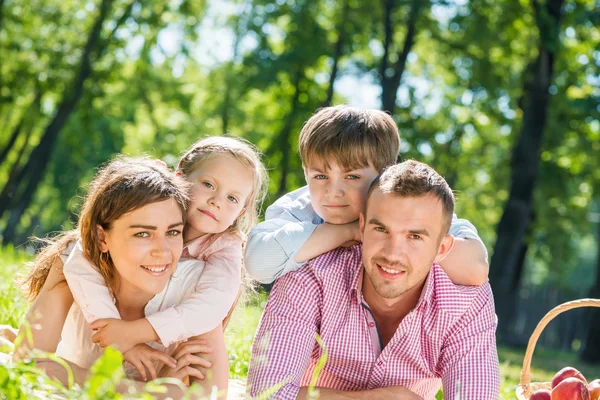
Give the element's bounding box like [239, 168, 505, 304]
[177, 136, 268, 238]
[21, 156, 191, 300]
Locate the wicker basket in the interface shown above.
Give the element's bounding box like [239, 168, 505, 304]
[516, 298, 600, 399]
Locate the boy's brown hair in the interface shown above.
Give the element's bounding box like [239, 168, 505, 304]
[298, 105, 400, 172]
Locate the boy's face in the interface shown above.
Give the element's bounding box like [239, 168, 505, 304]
[304, 157, 379, 225]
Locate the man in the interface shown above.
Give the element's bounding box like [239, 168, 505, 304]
[247, 160, 500, 400]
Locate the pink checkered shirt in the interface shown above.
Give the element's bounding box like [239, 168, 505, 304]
[247, 244, 500, 400]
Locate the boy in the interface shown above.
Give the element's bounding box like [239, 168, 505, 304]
[245, 105, 488, 285]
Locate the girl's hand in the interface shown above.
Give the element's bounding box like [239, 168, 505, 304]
[123, 343, 177, 381]
[90, 318, 136, 352]
[157, 339, 213, 382]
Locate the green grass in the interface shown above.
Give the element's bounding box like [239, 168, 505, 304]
[2, 247, 600, 399]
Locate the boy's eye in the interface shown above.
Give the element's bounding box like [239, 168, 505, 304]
[167, 230, 182, 237]
[346, 174, 360, 180]
[313, 174, 327, 180]
[134, 232, 150, 238]
[203, 181, 214, 189]
[228, 195, 239, 203]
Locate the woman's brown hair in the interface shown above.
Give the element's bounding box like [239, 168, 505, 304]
[21, 156, 190, 300]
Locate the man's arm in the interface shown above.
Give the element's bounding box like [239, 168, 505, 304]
[246, 267, 322, 399]
[297, 386, 423, 399]
[440, 216, 489, 286]
[438, 284, 500, 400]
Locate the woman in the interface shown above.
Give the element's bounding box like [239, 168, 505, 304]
[13, 157, 228, 399]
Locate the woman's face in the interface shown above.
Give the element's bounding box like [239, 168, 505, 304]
[99, 199, 184, 297]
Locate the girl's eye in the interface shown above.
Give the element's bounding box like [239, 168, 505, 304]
[347, 175, 360, 180]
[314, 174, 327, 180]
[167, 230, 182, 237]
[134, 232, 150, 238]
[228, 196, 239, 203]
[203, 181, 214, 189]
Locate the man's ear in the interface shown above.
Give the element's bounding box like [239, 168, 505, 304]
[97, 225, 109, 253]
[433, 234, 455, 264]
[359, 212, 366, 240]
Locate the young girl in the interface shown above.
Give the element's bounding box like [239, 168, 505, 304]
[61, 136, 268, 380]
[14, 157, 215, 399]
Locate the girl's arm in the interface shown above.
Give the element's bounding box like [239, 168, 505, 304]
[13, 256, 73, 361]
[62, 241, 121, 323]
[439, 216, 489, 286]
[144, 241, 243, 346]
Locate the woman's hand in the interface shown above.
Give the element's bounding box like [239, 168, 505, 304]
[123, 343, 177, 381]
[157, 339, 213, 382]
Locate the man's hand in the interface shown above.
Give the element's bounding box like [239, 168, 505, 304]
[90, 318, 137, 352]
[158, 339, 213, 382]
[123, 344, 177, 381]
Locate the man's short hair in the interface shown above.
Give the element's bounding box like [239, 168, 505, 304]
[367, 160, 455, 235]
[299, 105, 400, 172]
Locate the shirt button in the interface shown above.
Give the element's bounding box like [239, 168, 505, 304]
[368, 322, 375, 328]
[377, 361, 383, 366]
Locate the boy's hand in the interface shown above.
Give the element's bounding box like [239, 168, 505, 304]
[341, 221, 362, 247]
[123, 343, 177, 381]
[90, 318, 137, 352]
[158, 338, 213, 382]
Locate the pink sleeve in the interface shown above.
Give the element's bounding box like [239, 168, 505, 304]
[62, 240, 120, 323]
[439, 284, 500, 399]
[145, 239, 243, 346]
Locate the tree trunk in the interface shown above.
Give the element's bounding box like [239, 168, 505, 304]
[322, 0, 349, 107]
[580, 220, 600, 363]
[274, 67, 304, 198]
[0, 91, 40, 166]
[490, 0, 564, 340]
[380, 0, 423, 113]
[0, 0, 114, 238]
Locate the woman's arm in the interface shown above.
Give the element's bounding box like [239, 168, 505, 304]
[13, 256, 73, 361]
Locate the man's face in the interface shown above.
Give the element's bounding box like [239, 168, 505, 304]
[304, 156, 380, 225]
[360, 189, 454, 300]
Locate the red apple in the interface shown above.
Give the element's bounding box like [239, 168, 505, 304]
[552, 377, 590, 400]
[553, 367, 588, 388]
[588, 379, 600, 400]
[530, 389, 552, 400]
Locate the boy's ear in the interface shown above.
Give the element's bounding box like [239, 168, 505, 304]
[96, 225, 109, 253]
[433, 234, 455, 264]
[303, 165, 308, 182]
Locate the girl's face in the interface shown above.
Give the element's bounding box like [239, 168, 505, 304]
[99, 199, 185, 298]
[185, 154, 254, 240]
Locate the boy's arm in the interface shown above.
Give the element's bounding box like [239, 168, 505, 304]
[62, 241, 121, 322]
[439, 216, 489, 286]
[294, 221, 360, 263]
[145, 246, 242, 347]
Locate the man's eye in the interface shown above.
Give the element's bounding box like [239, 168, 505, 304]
[410, 234, 422, 240]
[203, 181, 214, 189]
[374, 227, 387, 233]
[228, 196, 238, 203]
[134, 232, 150, 238]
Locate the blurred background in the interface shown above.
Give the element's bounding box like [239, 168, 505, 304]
[0, 0, 599, 362]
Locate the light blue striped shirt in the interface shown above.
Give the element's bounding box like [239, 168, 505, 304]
[245, 186, 486, 284]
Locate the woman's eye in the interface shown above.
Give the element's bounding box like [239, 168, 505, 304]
[228, 196, 239, 203]
[134, 232, 150, 238]
[167, 230, 182, 236]
[203, 181, 214, 189]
